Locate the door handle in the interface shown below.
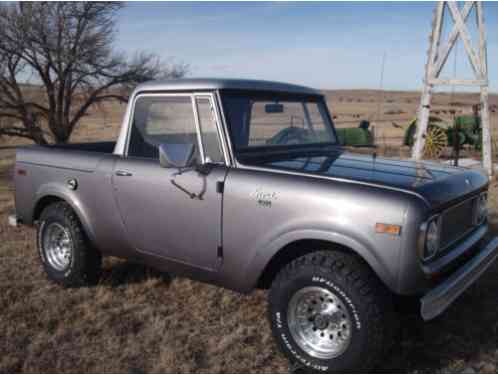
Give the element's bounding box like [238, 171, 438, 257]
[115, 170, 133, 177]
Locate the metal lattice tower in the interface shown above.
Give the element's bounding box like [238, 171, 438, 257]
[412, 1, 492, 176]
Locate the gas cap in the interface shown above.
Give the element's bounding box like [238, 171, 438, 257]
[67, 179, 78, 190]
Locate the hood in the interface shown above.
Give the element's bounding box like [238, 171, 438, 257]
[248, 150, 488, 208]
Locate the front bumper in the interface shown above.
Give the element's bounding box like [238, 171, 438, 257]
[421, 236, 498, 321]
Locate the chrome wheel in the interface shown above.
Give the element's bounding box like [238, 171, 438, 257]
[43, 222, 73, 271]
[287, 286, 353, 359]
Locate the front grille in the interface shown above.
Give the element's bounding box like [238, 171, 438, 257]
[440, 197, 478, 249]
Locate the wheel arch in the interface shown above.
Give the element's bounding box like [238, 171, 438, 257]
[33, 191, 97, 246]
[33, 195, 64, 221]
[257, 239, 358, 288]
[252, 232, 397, 293]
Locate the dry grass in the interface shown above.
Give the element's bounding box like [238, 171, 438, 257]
[2, 90, 498, 373]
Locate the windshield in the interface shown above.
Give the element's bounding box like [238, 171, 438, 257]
[221, 91, 337, 157]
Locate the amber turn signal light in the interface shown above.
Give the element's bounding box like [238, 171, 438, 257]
[375, 223, 401, 236]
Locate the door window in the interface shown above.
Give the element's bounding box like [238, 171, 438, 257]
[128, 96, 200, 161]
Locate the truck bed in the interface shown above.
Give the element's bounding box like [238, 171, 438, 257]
[38, 141, 116, 153]
[16, 141, 116, 172]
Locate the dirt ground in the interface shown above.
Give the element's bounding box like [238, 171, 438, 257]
[2, 90, 498, 373]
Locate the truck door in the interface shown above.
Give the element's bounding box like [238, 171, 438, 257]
[112, 93, 227, 271]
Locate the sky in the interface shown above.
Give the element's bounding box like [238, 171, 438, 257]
[116, 2, 498, 92]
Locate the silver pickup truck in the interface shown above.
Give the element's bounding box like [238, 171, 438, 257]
[10, 78, 498, 372]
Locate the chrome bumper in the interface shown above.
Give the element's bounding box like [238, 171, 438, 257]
[421, 236, 498, 321]
[8, 213, 19, 227]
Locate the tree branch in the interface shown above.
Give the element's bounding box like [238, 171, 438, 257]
[0, 2, 187, 144]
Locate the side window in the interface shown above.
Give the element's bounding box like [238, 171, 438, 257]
[128, 96, 200, 160]
[195, 97, 224, 163]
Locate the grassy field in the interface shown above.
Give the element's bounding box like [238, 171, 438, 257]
[2, 90, 498, 373]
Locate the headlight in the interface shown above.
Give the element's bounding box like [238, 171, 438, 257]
[424, 217, 440, 260]
[475, 193, 488, 224]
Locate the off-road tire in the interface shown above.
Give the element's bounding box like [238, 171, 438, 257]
[268, 250, 395, 373]
[37, 202, 102, 287]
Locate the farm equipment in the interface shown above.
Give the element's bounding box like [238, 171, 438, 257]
[403, 114, 482, 158]
[336, 120, 374, 147]
[452, 115, 482, 149]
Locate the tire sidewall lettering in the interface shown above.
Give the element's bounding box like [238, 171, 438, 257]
[278, 327, 329, 372]
[274, 311, 329, 371]
[273, 275, 363, 372]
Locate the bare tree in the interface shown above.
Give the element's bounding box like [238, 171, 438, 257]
[0, 2, 188, 144]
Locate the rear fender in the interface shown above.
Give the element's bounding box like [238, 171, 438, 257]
[33, 183, 96, 245]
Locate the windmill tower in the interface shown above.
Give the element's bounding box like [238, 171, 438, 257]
[412, 1, 492, 176]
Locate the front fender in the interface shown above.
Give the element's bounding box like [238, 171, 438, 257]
[244, 229, 398, 293]
[33, 183, 97, 245]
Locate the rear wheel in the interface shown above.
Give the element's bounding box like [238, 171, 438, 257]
[268, 251, 395, 373]
[37, 202, 102, 287]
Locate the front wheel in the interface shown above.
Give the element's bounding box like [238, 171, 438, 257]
[268, 251, 395, 373]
